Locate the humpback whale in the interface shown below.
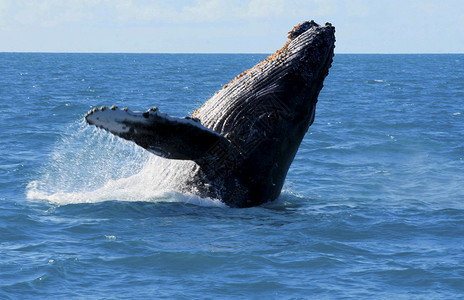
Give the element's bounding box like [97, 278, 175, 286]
[85, 20, 335, 207]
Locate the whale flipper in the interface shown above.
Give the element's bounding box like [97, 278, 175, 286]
[85, 106, 236, 161]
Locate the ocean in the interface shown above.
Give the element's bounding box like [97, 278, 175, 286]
[1, 53, 463, 298]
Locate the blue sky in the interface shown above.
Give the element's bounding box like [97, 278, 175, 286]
[0, 0, 463, 53]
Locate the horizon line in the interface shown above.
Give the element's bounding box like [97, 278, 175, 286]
[1, 51, 463, 55]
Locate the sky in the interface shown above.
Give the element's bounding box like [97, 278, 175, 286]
[0, 0, 463, 53]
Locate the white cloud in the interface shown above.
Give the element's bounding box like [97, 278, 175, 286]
[1, 0, 463, 53]
[0, 0, 339, 29]
[112, 1, 178, 23]
[0, 0, 104, 28]
[246, 0, 285, 18]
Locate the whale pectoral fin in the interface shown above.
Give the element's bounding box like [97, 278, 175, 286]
[85, 106, 230, 161]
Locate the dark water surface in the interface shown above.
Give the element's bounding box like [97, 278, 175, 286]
[1, 53, 463, 298]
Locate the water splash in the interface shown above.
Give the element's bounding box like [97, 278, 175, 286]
[26, 119, 224, 207]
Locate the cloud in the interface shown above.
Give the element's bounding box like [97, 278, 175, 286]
[0, 0, 342, 52]
[2, 0, 462, 53]
[0, 0, 338, 29]
[0, 0, 104, 28]
[246, 0, 285, 18]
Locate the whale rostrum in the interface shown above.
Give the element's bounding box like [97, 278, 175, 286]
[85, 20, 335, 207]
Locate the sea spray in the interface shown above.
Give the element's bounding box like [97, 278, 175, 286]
[26, 119, 224, 207]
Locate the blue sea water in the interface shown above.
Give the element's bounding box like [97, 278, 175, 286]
[1, 53, 463, 298]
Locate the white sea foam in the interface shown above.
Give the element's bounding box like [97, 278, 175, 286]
[26, 120, 224, 208]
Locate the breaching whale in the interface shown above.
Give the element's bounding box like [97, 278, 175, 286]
[85, 20, 335, 207]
